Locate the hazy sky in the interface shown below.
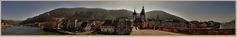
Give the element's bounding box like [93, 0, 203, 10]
[2, 1, 235, 22]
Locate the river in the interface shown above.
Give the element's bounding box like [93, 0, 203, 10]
[1, 25, 61, 35]
[1, 25, 132, 35]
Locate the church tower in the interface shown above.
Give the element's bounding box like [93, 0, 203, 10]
[140, 6, 146, 21]
[133, 9, 137, 19]
[133, 6, 148, 29]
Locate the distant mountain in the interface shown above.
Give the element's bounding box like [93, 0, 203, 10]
[20, 7, 187, 24]
[2, 20, 22, 29]
[2, 20, 21, 25]
[226, 19, 235, 24]
[146, 10, 187, 22]
[220, 19, 235, 29]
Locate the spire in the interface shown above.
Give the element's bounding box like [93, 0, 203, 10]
[140, 6, 145, 15]
[133, 9, 137, 15]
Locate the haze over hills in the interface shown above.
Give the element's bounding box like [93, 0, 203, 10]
[21, 7, 187, 24]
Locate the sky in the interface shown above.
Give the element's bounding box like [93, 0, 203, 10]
[2, 1, 235, 22]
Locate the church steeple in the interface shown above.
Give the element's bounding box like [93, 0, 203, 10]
[140, 6, 146, 21]
[140, 6, 145, 15]
[133, 9, 137, 19]
[133, 9, 137, 15]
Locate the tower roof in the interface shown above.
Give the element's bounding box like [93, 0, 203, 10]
[133, 9, 137, 15]
[140, 6, 145, 15]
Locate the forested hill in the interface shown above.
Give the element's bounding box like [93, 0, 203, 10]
[20, 7, 187, 24]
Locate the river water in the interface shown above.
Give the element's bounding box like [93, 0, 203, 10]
[1, 25, 61, 35]
[1, 25, 132, 35]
